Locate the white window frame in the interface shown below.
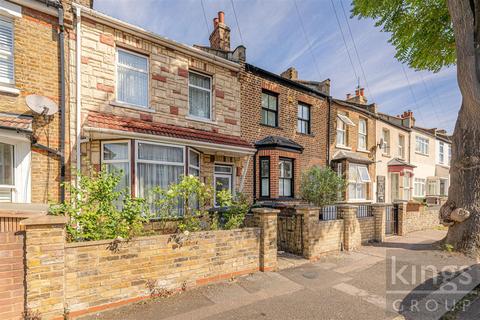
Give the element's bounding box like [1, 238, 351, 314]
[0, 16, 14, 85]
[448, 145, 452, 166]
[398, 134, 405, 159]
[390, 173, 400, 202]
[415, 136, 429, 155]
[348, 163, 370, 201]
[414, 178, 426, 197]
[382, 128, 390, 155]
[439, 178, 449, 196]
[101, 140, 131, 188]
[134, 140, 186, 196]
[188, 148, 201, 176]
[0, 131, 30, 203]
[188, 70, 212, 120]
[213, 164, 234, 206]
[336, 118, 347, 147]
[403, 174, 411, 201]
[115, 48, 149, 108]
[358, 118, 367, 151]
[438, 141, 445, 164]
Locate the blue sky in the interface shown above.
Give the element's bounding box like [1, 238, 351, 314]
[94, 0, 460, 133]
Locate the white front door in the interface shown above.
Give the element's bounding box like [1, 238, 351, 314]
[214, 165, 233, 206]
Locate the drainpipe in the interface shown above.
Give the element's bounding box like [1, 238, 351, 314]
[57, 2, 66, 203]
[252, 151, 257, 201]
[326, 96, 332, 165]
[75, 6, 82, 185]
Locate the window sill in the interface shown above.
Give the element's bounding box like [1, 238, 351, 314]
[260, 123, 281, 129]
[357, 149, 370, 154]
[186, 115, 217, 125]
[0, 85, 20, 96]
[110, 101, 155, 113]
[297, 132, 314, 137]
[382, 153, 391, 158]
[415, 152, 429, 157]
[336, 145, 351, 151]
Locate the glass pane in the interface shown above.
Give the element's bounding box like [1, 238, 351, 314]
[261, 178, 269, 197]
[348, 183, 356, 199]
[280, 179, 291, 197]
[297, 105, 303, 118]
[118, 66, 148, 107]
[260, 159, 269, 177]
[0, 142, 13, 185]
[215, 176, 231, 204]
[138, 143, 184, 163]
[103, 143, 128, 161]
[268, 111, 276, 126]
[118, 50, 148, 71]
[261, 93, 268, 109]
[214, 165, 232, 174]
[189, 72, 210, 89]
[337, 130, 345, 145]
[268, 94, 277, 111]
[106, 162, 129, 191]
[189, 167, 200, 177]
[189, 86, 210, 119]
[0, 188, 11, 202]
[357, 165, 371, 182]
[189, 150, 200, 167]
[348, 164, 358, 182]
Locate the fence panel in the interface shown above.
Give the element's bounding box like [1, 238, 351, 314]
[320, 205, 338, 221]
[357, 204, 373, 218]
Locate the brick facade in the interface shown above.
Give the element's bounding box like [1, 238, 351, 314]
[331, 100, 376, 202]
[0, 232, 24, 320]
[240, 66, 330, 201]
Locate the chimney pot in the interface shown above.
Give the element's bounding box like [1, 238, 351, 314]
[218, 11, 225, 23]
[213, 17, 219, 28]
[346, 93, 351, 100]
[355, 89, 360, 96]
[360, 88, 365, 96]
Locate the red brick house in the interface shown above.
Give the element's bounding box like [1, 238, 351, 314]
[240, 65, 332, 202]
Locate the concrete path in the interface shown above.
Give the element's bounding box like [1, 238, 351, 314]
[80, 230, 478, 320]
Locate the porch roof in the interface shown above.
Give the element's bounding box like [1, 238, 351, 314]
[85, 111, 255, 154]
[332, 150, 373, 164]
[254, 136, 304, 153]
[0, 113, 33, 132]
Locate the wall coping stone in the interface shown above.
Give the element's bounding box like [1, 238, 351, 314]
[20, 215, 67, 226]
[370, 203, 387, 207]
[336, 204, 358, 209]
[252, 208, 280, 214]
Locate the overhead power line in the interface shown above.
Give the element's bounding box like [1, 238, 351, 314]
[230, 0, 244, 44]
[339, 0, 375, 102]
[329, 0, 359, 91]
[200, 0, 210, 39]
[293, 0, 322, 80]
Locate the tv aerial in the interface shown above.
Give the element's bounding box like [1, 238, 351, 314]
[25, 94, 58, 118]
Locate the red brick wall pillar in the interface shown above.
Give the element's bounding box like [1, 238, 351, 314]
[0, 232, 24, 320]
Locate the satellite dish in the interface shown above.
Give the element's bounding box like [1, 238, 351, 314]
[25, 95, 58, 116]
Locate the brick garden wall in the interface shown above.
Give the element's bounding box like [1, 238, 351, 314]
[358, 217, 375, 243]
[0, 232, 24, 320]
[402, 206, 440, 234]
[309, 219, 344, 257]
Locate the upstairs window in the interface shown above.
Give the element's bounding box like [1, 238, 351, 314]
[415, 136, 429, 155]
[358, 118, 367, 150]
[398, 134, 405, 159]
[116, 49, 149, 108]
[297, 103, 310, 134]
[439, 142, 445, 164]
[382, 129, 390, 155]
[261, 91, 278, 127]
[0, 17, 14, 84]
[448, 145, 452, 165]
[189, 71, 212, 119]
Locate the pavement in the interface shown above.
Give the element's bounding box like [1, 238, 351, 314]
[80, 229, 480, 320]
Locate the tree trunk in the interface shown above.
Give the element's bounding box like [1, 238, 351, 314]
[443, 0, 480, 256]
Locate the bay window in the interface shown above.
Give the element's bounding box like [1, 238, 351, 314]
[348, 163, 371, 200]
[260, 157, 270, 197]
[414, 178, 426, 197]
[278, 158, 293, 197]
[188, 149, 200, 177]
[102, 141, 130, 191]
[189, 71, 212, 119]
[116, 48, 149, 108]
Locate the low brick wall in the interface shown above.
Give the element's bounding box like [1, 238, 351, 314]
[358, 217, 375, 243]
[64, 229, 261, 315]
[0, 232, 24, 320]
[402, 206, 440, 234]
[20, 209, 278, 319]
[308, 219, 344, 258]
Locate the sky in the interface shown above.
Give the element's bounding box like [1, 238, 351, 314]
[94, 0, 461, 133]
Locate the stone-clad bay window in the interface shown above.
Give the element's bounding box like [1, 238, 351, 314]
[189, 71, 212, 119]
[116, 48, 149, 108]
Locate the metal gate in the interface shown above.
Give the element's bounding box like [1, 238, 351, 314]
[277, 212, 304, 255]
[385, 204, 399, 235]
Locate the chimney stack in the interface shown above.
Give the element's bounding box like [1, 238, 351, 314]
[209, 11, 231, 51]
[346, 87, 368, 105]
[400, 110, 415, 127]
[280, 67, 298, 80]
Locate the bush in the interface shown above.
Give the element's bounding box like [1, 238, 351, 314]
[50, 168, 150, 242]
[215, 190, 250, 230]
[300, 166, 346, 207]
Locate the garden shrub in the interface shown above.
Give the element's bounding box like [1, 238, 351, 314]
[300, 166, 346, 207]
[50, 168, 150, 242]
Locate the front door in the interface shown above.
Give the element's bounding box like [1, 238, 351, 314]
[214, 165, 233, 206]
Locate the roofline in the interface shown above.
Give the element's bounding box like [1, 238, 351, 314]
[245, 63, 329, 99]
[376, 113, 412, 132]
[73, 4, 241, 72]
[332, 99, 376, 119]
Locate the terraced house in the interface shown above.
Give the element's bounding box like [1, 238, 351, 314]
[331, 88, 376, 203]
[69, 6, 255, 211]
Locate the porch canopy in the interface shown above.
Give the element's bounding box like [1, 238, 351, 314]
[83, 111, 255, 156]
[387, 158, 416, 173]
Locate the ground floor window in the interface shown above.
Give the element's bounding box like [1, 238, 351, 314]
[403, 174, 411, 201]
[348, 163, 370, 200]
[440, 178, 448, 196]
[259, 157, 270, 197]
[214, 165, 233, 206]
[188, 149, 200, 177]
[278, 158, 293, 197]
[0, 142, 14, 202]
[414, 178, 426, 197]
[102, 141, 130, 191]
[390, 173, 399, 202]
[427, 178, 438, 196]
